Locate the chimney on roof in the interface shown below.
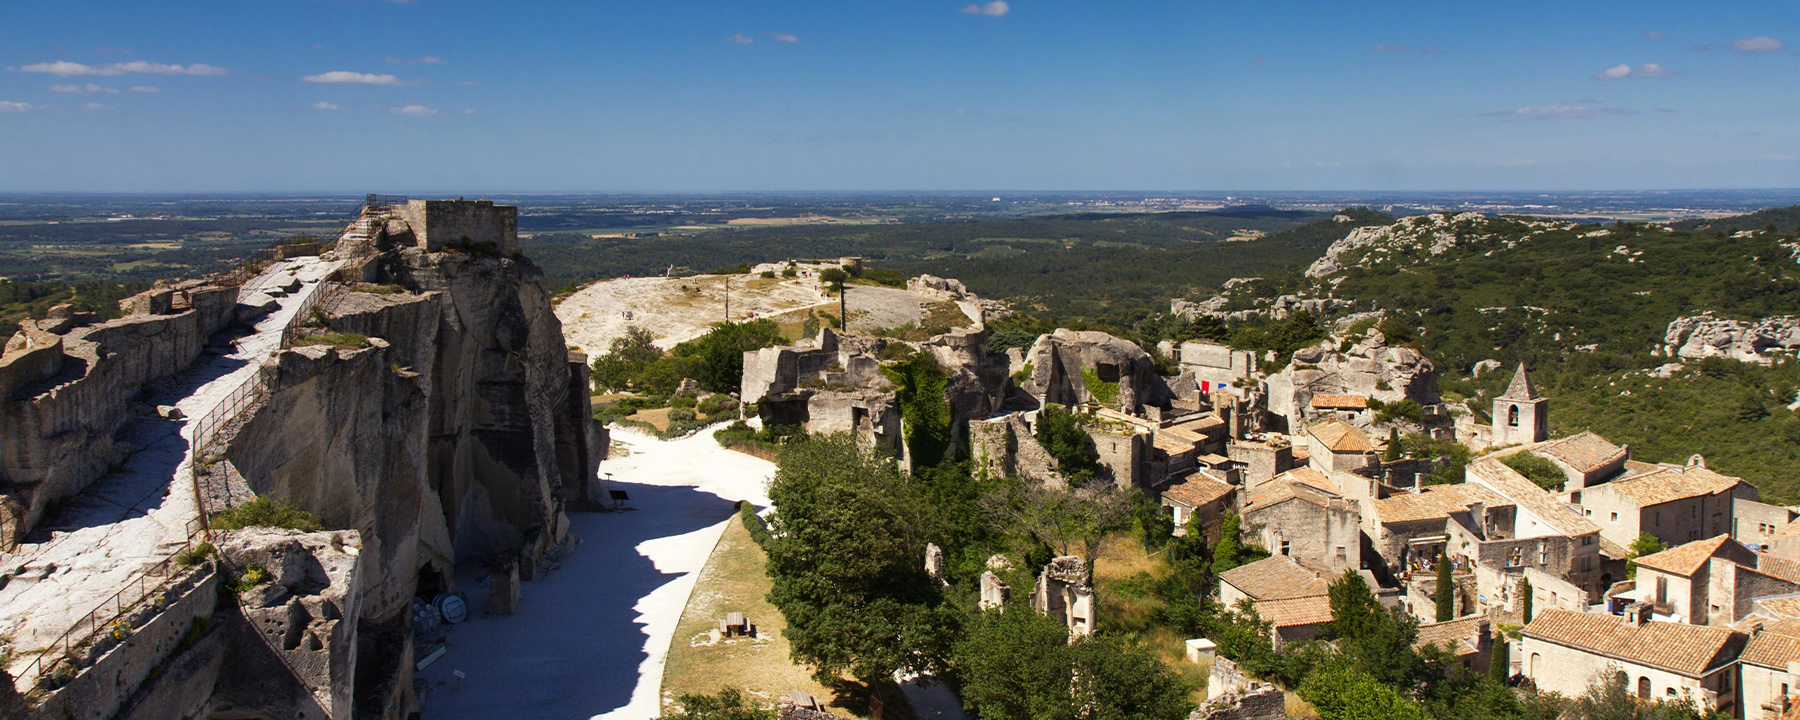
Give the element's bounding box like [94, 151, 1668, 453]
[1623, 601, 1653, 626]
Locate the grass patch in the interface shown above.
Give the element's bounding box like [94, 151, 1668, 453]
[662, 519, 846, 716]
[293, 332, 370, 350]
[173, 541, 214, 568]
[209, 496, 323, 532]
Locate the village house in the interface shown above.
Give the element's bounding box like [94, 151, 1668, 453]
[1618, 535, 1800, 626]
[1414, 616, 1493, 676]
[1738, 617, 1800, 719]
[1307, 394, 1370, 425]
[1218, 555, 1334, 649]
[1735, 498, 1800, 551]
[1242, 468, 1362, 574]
[1576, 457, 1756, 549]
[1159, 468, 1237, 540]
[1303, 419, 1380, 475]
[1520, 607, 1745, 713]
[1462, 458, 1606, 609]
[1365, 483, 1511, 581]
[1529, 431, 1629, 495]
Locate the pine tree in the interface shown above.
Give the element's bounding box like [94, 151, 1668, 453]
[1434, 555, 1454, 622]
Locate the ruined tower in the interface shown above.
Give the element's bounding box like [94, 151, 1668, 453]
[1491, 364, 1547, 446]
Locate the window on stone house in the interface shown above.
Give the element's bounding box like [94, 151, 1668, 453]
[1692, 504, 1697, 518]
[1666, 687, 1676, 698]
[1507, 548, 1522, 567]
[1280, 540, 1291, 556]
[1611, 512, 1619, 522]
[1689, 529, 1699, 540]
[1638, 677, 1651, 699]
[1656, 511, 1662, 526]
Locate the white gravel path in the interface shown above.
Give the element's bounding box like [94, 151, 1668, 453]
[416, 427, 775, 720]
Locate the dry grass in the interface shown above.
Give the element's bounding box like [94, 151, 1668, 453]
[663, 520, 849, 717]
[628, 407, 672, 431]
[1285, 691, 1321, 718]
[1093, 534, 1160, 581]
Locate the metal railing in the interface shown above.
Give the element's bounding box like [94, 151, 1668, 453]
[363, 193, 409, 209]
[21, 515, 206, 689]
[277, 280, 341, 349]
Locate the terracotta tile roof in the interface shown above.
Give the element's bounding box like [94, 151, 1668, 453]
[1599, 536, 1629, 560]
[1245, 469, 1341, 513]
[1307, 420, 1375, 453]
[1755, 595, 1800, 620]
[1197, 453, 1231, 466]
[1415, 617, 1485, 657]
[1468, 458, 1599, 538]
[1291, 446, 1311, 462]
[1220, 555, 1329, 602]
[1163, 475, 1235, 509]
[1372, 483, 1509, 525]
[1597, 465, 1745, 508]
[1154, 432, 1199, 454]
[1253, 595, 1334, 628]
[1760, 555, 1800, 585]
[1633, 535, 1749, 578]
[1741, 619, 1800, 669]
[1171, 415, 1226, 433]
[1533, 432, 1627, 474]
[1523, 609, 1741, 676]
[1310, 394, 1368, 410]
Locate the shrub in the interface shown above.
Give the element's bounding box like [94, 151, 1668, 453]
[294, 332, 370, 350]
[669, 395, 698, 409]
[698, 394, 738, 416]
[760, 270, 776, 279]
[782, 267, 798, 278]
[738, 501, 773, 545]
[173, 541, 215, 568]
[227, 563, 271, 593]
[1500, 451, 1567, 491]
[668, 408, 697, 423]
[209, 496, 324, 532]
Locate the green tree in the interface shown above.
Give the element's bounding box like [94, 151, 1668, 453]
[1325, 570, 1427, 690]
[1500, 451, 1568, 491]
[983, 476, 1134, 570]
[658, 687, 776, 720]
[764, 434, 953, 683]
[1208, 512, 1266, 575]
[1384, 427, 1402, 462]
[1298, 660, 1430, 720]
[1435, 555, 1455, 622]
[670, 319, 783, 393]
[1520, 577, 1534, 624]
[883, 351, 952, 468]
[954, 609, 1192, 720]
[1034, 405, 1100, 481]
[1626, 533, 1669, 580]
[819, 267, 849, 292]
[589, 326, 663, 393]
[1488, 630, 1511, 683]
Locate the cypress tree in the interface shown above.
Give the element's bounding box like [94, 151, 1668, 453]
[1520, 577, 1534, 624]
[1434, 555, 1454, 622]
[1212, 513, 1243, 576]
[1489, 631, 1510, 683]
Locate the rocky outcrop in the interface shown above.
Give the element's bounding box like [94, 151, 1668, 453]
[0, 281, 238, 548]
[1306, 212, 1488, 277]
[1018, 329, 1171, 414]
[209, 528, 364, 720]
[1662, 313, 1800, 364]
[1264, 330, 1438, 429]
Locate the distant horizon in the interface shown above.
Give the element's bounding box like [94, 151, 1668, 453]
[5, 188, 1800, 197]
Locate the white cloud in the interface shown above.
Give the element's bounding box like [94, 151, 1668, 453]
[460, 108, 474, 114]
[82, 102, 112, 110]
[1488, 105, 1633, 119]
[1594, 63, 1631, 79]
[303, 71, 405, 85]
[1593, 63, 1676, 79]
[389, 104, 437, 116]
[767, 32, 799, 43]
[1732, 36, 1786, 53]
[20, 60, 226, 77]
[52, 83, 121, 93]
[0, 101, 33, 113]
[456, 80, 479, 86]
[384, 56, 445, 64]
[961, 1, 1009, 17]
[1644, 31, 1666, 39]
[312, 101, 340, 110]
[727, 33, 754, 45]
[129, 86, 158, 92]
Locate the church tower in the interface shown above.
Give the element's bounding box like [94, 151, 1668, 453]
[1491, 364, 1547, 446]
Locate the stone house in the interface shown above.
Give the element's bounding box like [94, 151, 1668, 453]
[1734, 498, 1800, 550]
[1229, 439, 1295, 488]
[1575, 458, 1756, 549]
[1219, 555, 1334, 649]
[1307, 394, 1370, 425]
[1463, 458, 1605, 605]
[1622, 535, 1800, 626]
[1303, 420, 1379, 475]
[1415, 616, 1493, 676]
[1520, 608, 1745, 713]
[1219, 555, 1330, 608]
[1159, 469, 1238, 539]
[1529, 431, 1628, 494]
[1175, 341, 1258, 392]
[1032, 556, 1096, 637]
[1738, 617, 1800, 720]
[1366, 483, 1511, 580]
[1242, 468, 1362, 574]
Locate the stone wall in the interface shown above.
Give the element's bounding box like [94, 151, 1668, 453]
[27, 565, 219, 720]
[1191, 684, 1286, 720]
[1246, 496, 1361, 574]
[208, 529, 364, 720]
[392, 199, 518, 255]
[1019, 329, 1171, 414]
[1088, 426, 1147, 490]
[0, 283, 238, 547]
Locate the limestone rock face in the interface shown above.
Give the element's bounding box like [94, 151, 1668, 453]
[1663, 313, 1800, 364]
[1019, 329, 1171, 413]
[1264, 332, 1438, 427]
[212, 528, 363, 720]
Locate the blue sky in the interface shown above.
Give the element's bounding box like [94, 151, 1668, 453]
[2, 0, 1798, 192]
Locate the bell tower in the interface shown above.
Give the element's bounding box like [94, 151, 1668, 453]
[1491, 364, 1547, 446]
